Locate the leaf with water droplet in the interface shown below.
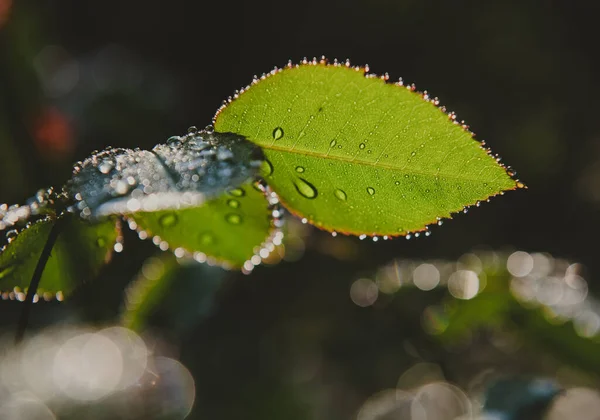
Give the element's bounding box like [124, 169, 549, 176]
[67, 130, 263, 219]
[0, 216, 119, 296]
[129, 183, 275, 268]
[214, 62, 520, 236]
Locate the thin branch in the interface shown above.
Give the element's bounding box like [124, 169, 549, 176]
[15, 215, 68, 344]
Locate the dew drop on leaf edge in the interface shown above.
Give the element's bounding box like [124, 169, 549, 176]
[294, 178, 318, 199]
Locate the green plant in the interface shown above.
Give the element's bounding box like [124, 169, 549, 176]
[0, 58, 521, 336]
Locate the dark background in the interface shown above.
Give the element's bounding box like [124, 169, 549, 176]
[1, 0, 600, 419]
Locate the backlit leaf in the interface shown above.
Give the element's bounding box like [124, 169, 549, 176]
[129, 182, 282, 270]
[0, 216, 120, 297]
[214, 60, 520, 236]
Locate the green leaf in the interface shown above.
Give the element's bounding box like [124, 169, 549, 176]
[0, 216, 120, 297]
[129, 182, 280, 270]
[121, 254, 225, 333]
[214, 61, 520, 236]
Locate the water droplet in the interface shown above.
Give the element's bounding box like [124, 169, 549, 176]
[199, 232, 216, 245]
[114, 180, 129, 195]
[272, 127, 284, 140]
[167, 136, 182, 145]
[516, 181, 525, 189]
[411, 151, 416, 156]
[226, 213, 242, 225]
[261, 159, 274, 176]
[329, 139, 337, 148]
[228, 188, 246, 197]
[96, 237, 106, 247]
[159, 213, 178, 227]
[187, 126, 198, 134]
[227, 199, 240, 209]
[367, 187, 375, 196]
[98, 160, 114, 174]
[359, 143, 366, 149]
[395, 181, 400, 185]
[334, 189, 347, 201]
[295, 166, 305, 173]
[294, 178, 318, 199]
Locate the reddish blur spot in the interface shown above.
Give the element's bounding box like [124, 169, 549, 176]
[33, 107, 75, 159]
[0, 0, 12, 28]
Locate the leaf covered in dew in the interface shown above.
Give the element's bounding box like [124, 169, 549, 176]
[0, 216, 120, 298]
[0, 188, 60, 232]
[67, 128, 264, 219]
[65, 127, 281, 270]
[214, 59, 522, 237]
[129, 181, 283, 271]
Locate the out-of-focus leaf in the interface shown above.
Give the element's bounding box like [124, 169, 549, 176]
[214, 60, 520, 236]
[130, 182, 277, 269]
[483, 377, 561, 420]
[122, 255, 225, 333]
[0, 216, 119, 296]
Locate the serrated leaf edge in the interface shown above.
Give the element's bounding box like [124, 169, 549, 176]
[213, 56, 526, 238]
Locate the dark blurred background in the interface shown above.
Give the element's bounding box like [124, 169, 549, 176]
[2, 0, 600, 419]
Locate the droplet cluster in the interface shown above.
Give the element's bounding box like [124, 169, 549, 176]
[0, 188, 57, 233]
[125, 178, 285, 274]
[68, 127, 264, 219]
[0, 188, 63, 252]
[0, 286, 64, 303]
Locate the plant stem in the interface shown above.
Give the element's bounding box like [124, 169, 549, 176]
[15, 216, 67, 344]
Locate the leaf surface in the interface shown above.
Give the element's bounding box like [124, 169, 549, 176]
[214, 61, 519, 236]
[0, 217, 119, 297]
[130, 182, 278, 269]
[67, 130, 263, 219]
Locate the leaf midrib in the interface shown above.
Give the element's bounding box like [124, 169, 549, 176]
[260, 142, 512, 186]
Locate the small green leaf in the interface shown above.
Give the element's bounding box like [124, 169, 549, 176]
[129, 182, 278, 269]
[0, 217, 119, 297]
[214, 61, 520, 236]
[121, 254, 225, 333]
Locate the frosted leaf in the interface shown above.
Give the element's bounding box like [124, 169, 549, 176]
[68, 130, 264, 219]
